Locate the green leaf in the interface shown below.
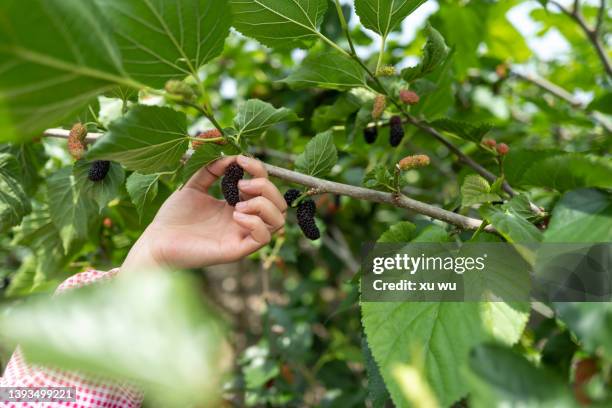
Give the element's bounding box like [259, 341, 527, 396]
[126, 172, 160, 223]
[587, 92, 612, 114]
[362, 337, 390, 408]
[461, 175, 502, 207]
[361, 226, 528, 407]
[354, 0, 428, 37]
[480, 204, 543, 243]
[87, 105, 189, 174]
[234, 99, 300, 139]
[295, 131, 338, 178]
[378, 222, 417, 243]
[429, 118, 492, 143]
[74, 160, 125, 212]
[544, 189, 612, 243]
[0, 153, 30, 233]
[363, 165, 395, 192]
[312, 92, 362, 132]
[0, 270, 229, 407]
[230, 0, 328, 49]
[0, 0, 131, 142]
[0, 142, 46, 195]
[402, 24, 450, 81]
[282, 50, 367, 90]
[467, 343, 575, 408]
[96, 0, 231, 88]
[46, 167, 98, 253]
[182, 142, 242, 184]
[554, 303, 612, 360]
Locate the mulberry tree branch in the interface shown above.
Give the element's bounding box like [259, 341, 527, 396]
[42, 128, 494, 233]
[549, 0, 612, 77]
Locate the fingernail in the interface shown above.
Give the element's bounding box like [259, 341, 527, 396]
[237, 155, 250, 166]
[235, 201, 247, 211]
[238, 179, 250, 188]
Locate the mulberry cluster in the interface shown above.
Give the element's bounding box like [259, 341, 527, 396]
[296, 199, 320, 240]
[284, 189, 320, 240]
[222, 163, 244, 206]
[192, 129, 224, 149]
[363, 126, 378, 144]
[68, 123, 88, 160]
[88, 160, 111, 182]
[389, 115, 405, 147]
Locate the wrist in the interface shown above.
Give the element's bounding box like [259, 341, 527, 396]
[121, 230, 164, 273]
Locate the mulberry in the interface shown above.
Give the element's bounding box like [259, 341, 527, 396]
[372, 95, 386, 120]
[496, 143, 510, 156]
[296, 199, 320, 240]
[482, 138, 497, 148]
[284, 189, 301, 207]
[68, 123, 87, 160]
[88, 160, 111, 182]
[398, 155, 430, 170]
[399, 90, 420, 105]
[364, 126, 378, 144]
[222, 163, 244, 206]
[192, 129, 224, 149]
[389, 116, 405, 147]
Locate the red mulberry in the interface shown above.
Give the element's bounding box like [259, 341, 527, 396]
[496, 143, 510, 156]
[399, 90, 420, 105]
[372, 95, 386, 120]
[68, 123, 87, 160]
[192, 129, 224, 149]
[222, 163, 244, 206]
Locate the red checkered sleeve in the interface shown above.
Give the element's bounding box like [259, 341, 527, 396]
[0, 269, 145, 408]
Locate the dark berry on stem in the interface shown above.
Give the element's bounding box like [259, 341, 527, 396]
[364, 126, 378, 144]
[284, 189, 301, 207]
[297, 199, 316, 219]
[222, 163, 244, 206]
[298, 216, 320, 240]
[88, 161, 111, 182]
[389, 115, 405, 147]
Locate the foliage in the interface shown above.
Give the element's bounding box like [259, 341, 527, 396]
[0, 0, 611, 407]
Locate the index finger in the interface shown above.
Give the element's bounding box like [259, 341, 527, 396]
[184, 156, 236, 192]
[236, 155, 268, 178]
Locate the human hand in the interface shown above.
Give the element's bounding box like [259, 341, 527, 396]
[121, 155, 287, 271]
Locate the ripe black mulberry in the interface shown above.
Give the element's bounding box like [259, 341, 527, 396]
[364, 126, 378, 144]
[88, 160, 111, 182]
[284, 189, 301, 207]
[222, 163, 244, 206]
[296, 199, 319, 240]
[389, 116, 405, 147]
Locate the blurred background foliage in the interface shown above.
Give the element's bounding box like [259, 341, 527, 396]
[0, 0, 611, 407]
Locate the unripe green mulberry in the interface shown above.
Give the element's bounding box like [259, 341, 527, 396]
[88, 161, 111, 182]
[222, 163, 244, 206]
[364, 126, 378, 144]
[389, 116, 405, 147]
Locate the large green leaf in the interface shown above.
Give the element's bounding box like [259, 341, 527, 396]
[87, 105, 189, 174]
[461, 175, 502, 207]
[126, 172, 161, 223]
[0, 142, 46, 195]
[0, 153, 30, 233]
[0, 270, 229, 407]
[354, 0, 428, 37]
[467, 343, 575, 408]
[544, 189, 612, 243]
[429, 119, 492, 144]
[96, 0, 232, 88]
[0, 0, 132, 141]
[361, 225, 528, 407]
[295, 131, 338, 178]
[554, 303, 612, 360]
[282, 50, 367, 90]
[230, 0, 328, 49]
[46, 167, 98, 253]
[480, 204, 543, 243]
[402, 24, 450, 82]
[234, 99, 300, 139]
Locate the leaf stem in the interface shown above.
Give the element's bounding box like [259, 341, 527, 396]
[376, 35, 387, 74]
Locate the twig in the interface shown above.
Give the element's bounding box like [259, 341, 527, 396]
[42, 128, 494, 233]
[512, 70, 612, 133]
[549, 0, 612, 77]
